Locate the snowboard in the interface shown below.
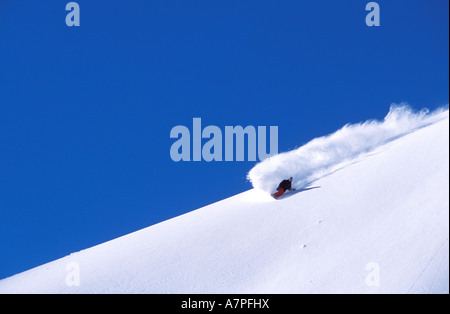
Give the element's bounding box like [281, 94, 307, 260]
[272, 189, 296, 199]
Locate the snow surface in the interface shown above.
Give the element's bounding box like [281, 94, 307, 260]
[0, 107, 448, 294]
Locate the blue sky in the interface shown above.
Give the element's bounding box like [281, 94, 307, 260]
[0, 0, 448, 279]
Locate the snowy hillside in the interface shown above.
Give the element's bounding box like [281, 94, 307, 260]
[0, 107, 448, 294]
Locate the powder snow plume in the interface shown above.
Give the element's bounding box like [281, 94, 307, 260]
[248, 104, 449, 193]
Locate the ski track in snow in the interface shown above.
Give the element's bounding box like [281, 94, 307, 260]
[407, 237, 450, 294]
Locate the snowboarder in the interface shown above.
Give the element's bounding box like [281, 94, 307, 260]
[272, 177, 296, 198]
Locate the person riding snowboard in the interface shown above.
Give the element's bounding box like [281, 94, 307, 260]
[272, 177, 295, 198]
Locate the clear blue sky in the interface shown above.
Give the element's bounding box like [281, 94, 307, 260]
[0, 1, 448, 279]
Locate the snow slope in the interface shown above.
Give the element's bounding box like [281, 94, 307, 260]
[0, 109, 448, 294]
